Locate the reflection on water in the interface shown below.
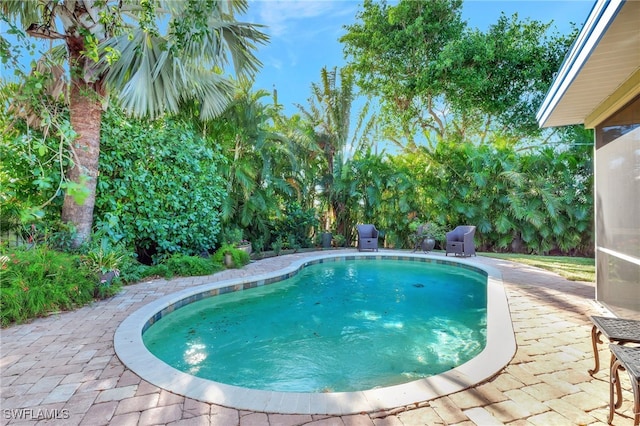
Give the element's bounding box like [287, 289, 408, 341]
[184, 341, 207, 372]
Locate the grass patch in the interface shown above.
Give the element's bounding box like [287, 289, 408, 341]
[481, 252, 595, 282]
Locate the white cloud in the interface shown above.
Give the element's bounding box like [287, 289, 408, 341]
[268, 56, 284, 70]
[249, 0, 358, 38]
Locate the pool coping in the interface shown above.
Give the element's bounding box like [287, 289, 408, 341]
[114, 251, 516, 415]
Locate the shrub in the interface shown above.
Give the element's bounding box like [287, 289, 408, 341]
[146, 263, 172, 279]
[272, 203, 318, 249]
[271, 237, 283, 255]
[119, 252, 225, 282]
[212, 244, 250, 268]
[96, 110, 226, 256]
[252, 236, 265, 256]
[333, 234, 346, 247]
[118, 258, 161, 282]
[118, 259, 174, 281]
[15, 221, 78, 252]
[221, 228, 244, 245]
[164, 253, 220, 276]
[81, 235, 130, 275]
[0, 116, 69, 233]
[0, 246, 97, 326]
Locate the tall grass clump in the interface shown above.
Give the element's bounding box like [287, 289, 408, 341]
[0, 246, 97, 326]
[164, 253, 222, 277]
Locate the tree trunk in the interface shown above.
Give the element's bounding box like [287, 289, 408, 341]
[61, 50, 104, 247]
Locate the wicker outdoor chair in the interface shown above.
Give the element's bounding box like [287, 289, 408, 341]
[357, 224, 379, 252]
[445, 225, 476, 257]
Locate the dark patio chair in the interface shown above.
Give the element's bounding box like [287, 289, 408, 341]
[445, 225, 476, 257]
[357, 224, 379, 252]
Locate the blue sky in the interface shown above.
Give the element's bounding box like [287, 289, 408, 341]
[244, 0, 596, 115]
[1, 0, 596, 118]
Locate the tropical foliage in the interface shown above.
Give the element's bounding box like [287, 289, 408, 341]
[341, 0, 575, 145]
[0, 247, 98, 326]
[297, 66, 377, 242]
[96, 109, 227, 258]
[393, 140, 593, 254]
[201, 81, 305, 243]
[1, 0, 267, 247]
[1, 0, 595, 325]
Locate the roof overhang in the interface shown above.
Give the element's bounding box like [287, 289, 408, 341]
[536, 0, 640, 129]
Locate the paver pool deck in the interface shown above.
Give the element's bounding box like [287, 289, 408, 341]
[1, 250, 637, 425]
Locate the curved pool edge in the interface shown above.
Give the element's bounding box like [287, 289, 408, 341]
[114, 251, 516, 415]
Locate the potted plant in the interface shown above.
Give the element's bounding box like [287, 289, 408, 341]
[236, 239, 252, 255]
[410, 221, 445, 252]
[222, 228, 251, 255]
[81, 238, 128, 297]
[424, 222, 446, 251]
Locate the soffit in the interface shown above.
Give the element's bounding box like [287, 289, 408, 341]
[538, 0, 640, 128]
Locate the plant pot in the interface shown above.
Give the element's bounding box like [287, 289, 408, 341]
[224, 253, 233, 267]
[321, 232, 332, 249]
[422, 238, 436, 252]
[237, 243, 252, 255]
[99, 270, 118, 284]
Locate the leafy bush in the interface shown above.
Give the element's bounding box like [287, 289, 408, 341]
[220, 228, 244, 245]
[271, 237, 283, 255]
[252, 236, 266, 256]
[0, 247, 98, 326]
[146, 263, 172, 279]
[118, 253, 224, 281]
[164, 253, 221, 276]
[115, 254, 167, 282]
[96, 110, 226, 256]
[81, 234, 130, 275]
[13, 221, 79, 252]
[212, 244, 250, 268]
[0, 107, 70, 231]
[332, 234, 346, 247]
[272, 203, 318, 249]
[119, 260, 176, 282]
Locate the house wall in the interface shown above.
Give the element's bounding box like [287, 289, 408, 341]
[594, 94, 640, 316]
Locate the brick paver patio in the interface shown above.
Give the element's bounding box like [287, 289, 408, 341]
[1, 251, 637, 425]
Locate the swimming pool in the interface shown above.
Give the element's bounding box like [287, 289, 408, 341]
[115, 251, 515, 415]
[142, 259, 487, 393]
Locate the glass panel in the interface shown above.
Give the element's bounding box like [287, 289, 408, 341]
[595, 128, 640, 258]
[595, 94, 640, 316]
[597, 252, 640, 318]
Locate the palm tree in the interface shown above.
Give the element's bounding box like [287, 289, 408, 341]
[210, 82, 293, 233]
[297, 66, 376, 240]
[2, 0, 267, 247]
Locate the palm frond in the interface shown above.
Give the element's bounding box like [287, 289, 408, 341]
[102, 30, 236, 119]
[157, 0, 267, 77]
[1, 0, 43, 28]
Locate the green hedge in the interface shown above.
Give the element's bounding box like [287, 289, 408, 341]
[95, 110, 227, 256]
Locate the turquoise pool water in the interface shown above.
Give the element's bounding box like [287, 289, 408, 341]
[143, 259, 487, 393]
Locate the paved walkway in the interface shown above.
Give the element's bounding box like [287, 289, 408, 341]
[1, 251, 637, 425]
